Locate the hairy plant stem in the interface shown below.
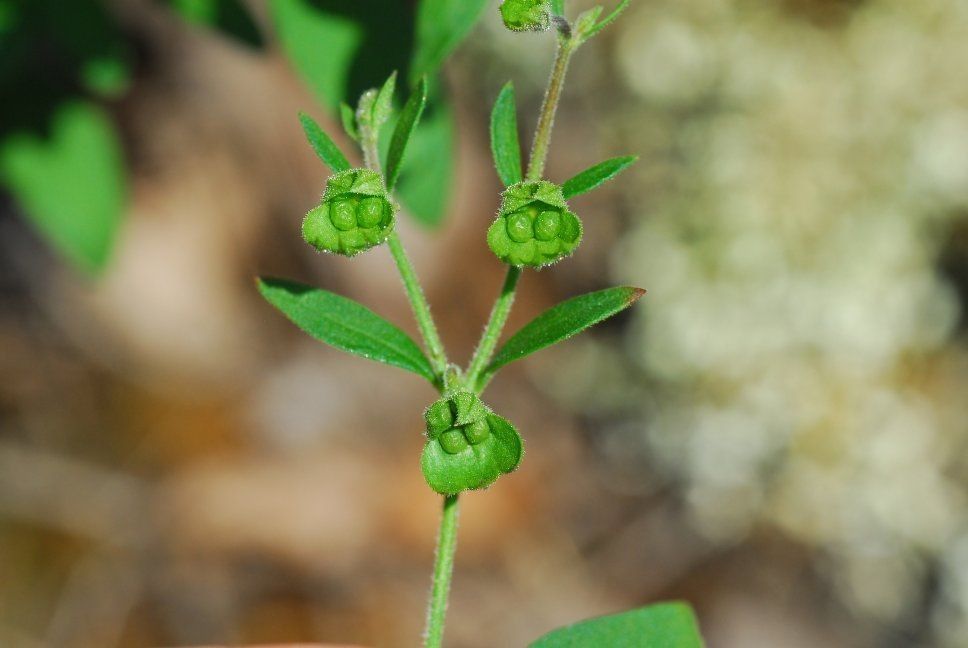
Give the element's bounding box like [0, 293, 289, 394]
[466, 35, 577, 391]
[360, 127, 448, 380]
[424, 494, 460, 648]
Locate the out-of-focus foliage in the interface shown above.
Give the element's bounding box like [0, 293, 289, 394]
[0, 0, 130, 274]
[541, 0, 968, 645]
[166, 0, 263, 48]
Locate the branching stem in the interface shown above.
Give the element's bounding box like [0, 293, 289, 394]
[360, 125, 448, 380]
[466, 35, 577, 392]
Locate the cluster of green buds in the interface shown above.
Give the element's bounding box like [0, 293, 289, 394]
[500, 0, 552, 32]
[421, 390, 523, 495]
[302, 168, 396, 256]
[487, 180, 582, 267]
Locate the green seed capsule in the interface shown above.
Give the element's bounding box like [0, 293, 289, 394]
[487, 180, 583, 268]
[440, 429, 468, 454]
[500, 0, 550, 32]
[302, 168, 396, 256]
[425, 399, 455, 436]
[464, 419, 490, 445]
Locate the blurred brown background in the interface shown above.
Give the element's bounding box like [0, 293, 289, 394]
[2, 0, 968, 646]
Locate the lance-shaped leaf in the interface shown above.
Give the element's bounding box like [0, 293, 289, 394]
[258, 277, 435, 383]
[561, 155, 638, 200]
[385, 76, 428, 192]
[530, 602, 704, 647]
[298, 112, 350, 173]
[490, 82, 523, 187]
[483, 286, 645, 380]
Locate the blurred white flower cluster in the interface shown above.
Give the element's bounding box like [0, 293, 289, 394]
[606, 0, 968, 643]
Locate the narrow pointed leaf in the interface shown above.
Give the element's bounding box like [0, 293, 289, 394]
[298, 112, 350, 173]
[372, 71, 398, 132]
[530, 602, 704, 647]
[490, 82, 523, 187]
[562, 155, 638, 200]
[258, 277, 435, 383]
[385, 76, 428, 192]
[484, 286, 646, 378]
[340, 102, 359, 142]
[586, 0, 631, 39]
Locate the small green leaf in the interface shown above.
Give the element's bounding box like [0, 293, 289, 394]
[340, 102, 359, 142]
[561, 155, 638, 200]
[385, 76, 428, 192]
[372, 71, 397, 132]
[484, 286, 645, 379]
[550, 0, 566, 16]
[298, 112, 351, 173]
[258, 277, 435, 383]
[411, 0, 489, 83]
[490, 82, 523, 187]
[0, 101, 125, 275]
[584, 0, 630, 40]
[530, 602, 704, 647]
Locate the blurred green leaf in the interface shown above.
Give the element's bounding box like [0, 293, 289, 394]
[490, 82, 523, 187]
[411, 0, 489, 83]
[530, 602, 704, 648]
[385, 76, 428, 192]
[484, 286, 645, 380]
[167, 0, 264, 47]
[299, 112, 351, 173]
[0, 101, 125, 274]
[258, 277, 436, 382]
[550, 0, 566, 16]
[561, 155, 638, 200]
[395, 102, 454, 227]
[270, 0, 412, 111]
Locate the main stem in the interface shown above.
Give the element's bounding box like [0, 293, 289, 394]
[424, 494, 460, 648]
[361, 128, 448, 379]
[465, 35, 576, 391]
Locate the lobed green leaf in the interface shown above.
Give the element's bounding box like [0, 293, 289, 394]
[484, 286, 645, 380]
[530, 602, 704, 647]
[258, 277, 436, 383]
[385, 76, 428, 192]
[298, 112, 351, 173]
[561, 155, 638, 200]
[490, 82, 523, 187]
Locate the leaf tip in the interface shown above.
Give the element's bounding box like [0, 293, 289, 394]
[628, 286, 647, 304]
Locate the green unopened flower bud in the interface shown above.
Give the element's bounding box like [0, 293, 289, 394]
[487, 180, 582, 267]
[500, 0, 551, 32]
[302, 168, 396, 256]
[420, 391, 523, 495]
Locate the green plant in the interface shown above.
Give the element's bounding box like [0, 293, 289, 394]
[260, 1, 704, 646]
